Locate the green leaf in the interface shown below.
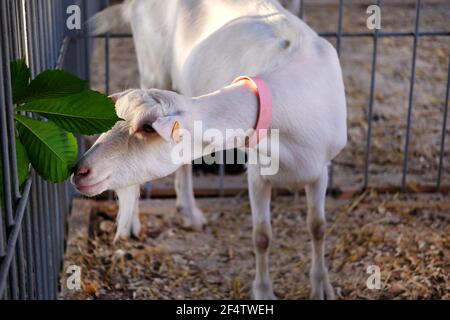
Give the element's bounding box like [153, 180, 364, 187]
[10, 58, 31, 104]
[17, 90, 120, 135]
[16, 69, 87, 104]
[15, 114, 78, 183]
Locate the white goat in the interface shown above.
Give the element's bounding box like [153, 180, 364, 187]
[73, 0, 347, 299]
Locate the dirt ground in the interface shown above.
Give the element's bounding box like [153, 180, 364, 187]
[89, 1, 450, 190]
[61, 192, 449, 300]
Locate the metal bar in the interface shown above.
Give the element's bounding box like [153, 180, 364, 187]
[38, 180, 49, 299]
[299, 0, 304, 20]
[0, 178, 32, 298]
[437, 60, 450, 191]
[335, 0, 344, 55]
[54, 185, 63, 273]
[56, 36, 70, 69]
[319, 31, 450, 38]
[401, 0, 422, 191]
[16, 226, 27, 299]
[43, 181, 55, 299]
[0, 0, 20, 300]
[23, 205, 36, 299]
[363, 0, 382, 189]
[47, 1, 56, 67]
[83, 0, 91, 84]
[49, 184, 58, 296]
[30, 173, 44, 299]
[104, 0, 110, 95]
[0, 15, 7, 258]
[32, 0, 50, 299]
[0, 0, 15, 229]
[329, 0, 344, 190]
[85, 30, 450, 39]
[6, 0, 21, 203]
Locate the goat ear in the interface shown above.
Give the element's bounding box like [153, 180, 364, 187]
[152, 115, 182, 143]
[108, 89, 135, 103]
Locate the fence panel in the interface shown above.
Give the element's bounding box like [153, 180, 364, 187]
[88, 0, 450, 195]
[0, 0, 100, 300]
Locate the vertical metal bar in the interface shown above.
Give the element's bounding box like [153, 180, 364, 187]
[47, 1, 60, 297]
[37, 1, 45, 73]
[43, 182, 55, 299]
[363, 0, 381, 189]
[0, 0, 16, 229]
[16, 228, 27, 299]
[437, 60, 450, 191]
[329, 0, 345, 190]
[0, 0, 21, 300]
[48, 184, 58, 297]
[335, 0, 344, 55]
[43, 1, 52, 68]
[47, 1, 56, 67]
[26, 1, 44, 300]
[13, 0, 28, 282]
[0, 5, 8, 259]
[33, 1, 51, 298]
[83, 0, 91, 84]
[299, 0, 304, 20]
[55, 185, 63, 271]
[27, 0, 37, 77]
[401, 0, 421, 191]
[103, 0, 111, 201]
[23, 205, 36, 299]
[0, 9, 8, 295]
[38, 180, 49, 299]
[30, 174, 44, 299]
[0, 178, 31, 299]
[104, 0, 110, 95]
[6, 0, 21, 200]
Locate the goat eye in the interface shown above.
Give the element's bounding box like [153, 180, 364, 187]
[142, 123, 155, 133]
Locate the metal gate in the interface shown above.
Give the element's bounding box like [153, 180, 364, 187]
[91, 0, 450, 195]
[0, 0, 100, 300]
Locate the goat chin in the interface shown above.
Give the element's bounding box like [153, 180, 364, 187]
[114, 185, 140, 242]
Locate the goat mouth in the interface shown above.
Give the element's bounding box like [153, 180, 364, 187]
[75, 176, 110, 195]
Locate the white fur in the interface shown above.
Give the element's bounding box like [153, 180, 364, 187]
[115, 184, 140, 241]
[75, 0, 347, 300]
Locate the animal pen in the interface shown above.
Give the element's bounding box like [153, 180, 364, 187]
[1, 0, 449, 300]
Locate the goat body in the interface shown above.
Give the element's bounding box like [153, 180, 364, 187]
[76, 0, 347, 299]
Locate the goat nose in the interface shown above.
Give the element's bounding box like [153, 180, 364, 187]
[75, 166, 90, 177]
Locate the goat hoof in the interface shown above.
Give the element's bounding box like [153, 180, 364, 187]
[177, 206, 206, 231]
[253, 282, 277, 300]
[117, 229, 131, 241]
[310, 281, 335, 300]
[132, 217, 142, 239]
[253, 290, 277, 300]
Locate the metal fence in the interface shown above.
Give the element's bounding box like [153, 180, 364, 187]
[0, 0, 449, 300]
[0, 0, 100, 300]
[90, 0, 450, 195]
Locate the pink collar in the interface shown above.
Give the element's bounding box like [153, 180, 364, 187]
[232, 76, 273, 147]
